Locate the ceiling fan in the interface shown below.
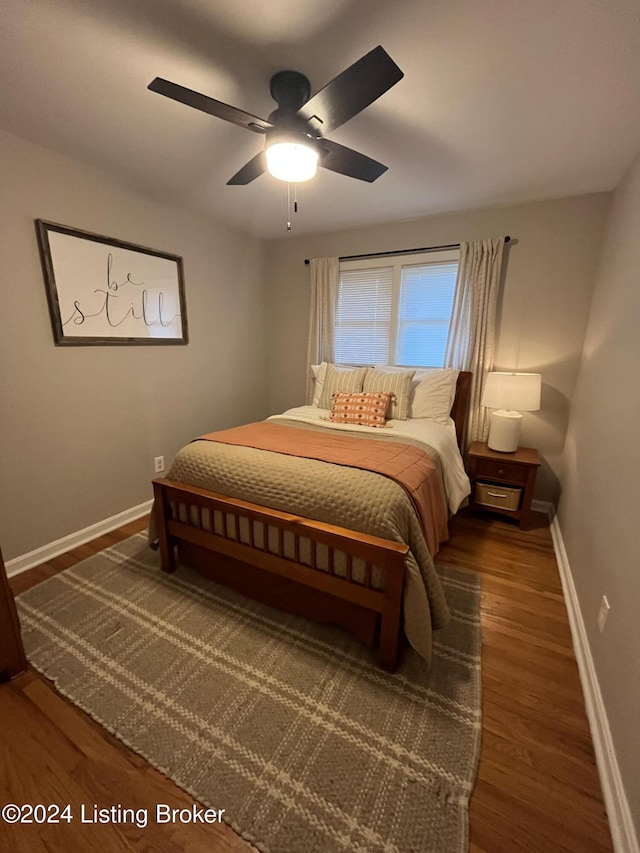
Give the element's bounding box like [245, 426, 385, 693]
[148, 46, 403, 186]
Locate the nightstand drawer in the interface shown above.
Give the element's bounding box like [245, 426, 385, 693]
[475, 482, 522, 511]
[475, 458, 530, 484]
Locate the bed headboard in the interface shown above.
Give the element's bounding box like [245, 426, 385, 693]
[451, 371, 472, 449]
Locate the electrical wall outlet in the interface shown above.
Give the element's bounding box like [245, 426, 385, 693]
[597, 595, 610, 634]
[154, 456, 165, 474]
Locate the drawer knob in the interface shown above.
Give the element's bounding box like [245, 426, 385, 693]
[497, 467, 505, 476]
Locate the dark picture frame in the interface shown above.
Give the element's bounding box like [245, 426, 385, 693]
[35, 220, 188, 346]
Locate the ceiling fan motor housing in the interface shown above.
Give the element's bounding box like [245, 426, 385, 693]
[269, 70, 311, 112]
[267, 71, 320, 155]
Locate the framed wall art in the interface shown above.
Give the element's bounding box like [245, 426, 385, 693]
[35, 220, 188, 345]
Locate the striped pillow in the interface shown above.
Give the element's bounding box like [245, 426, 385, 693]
[363, 369, 416, 420]
[329, 391, 393, 428]
[318, 365, 370, 409]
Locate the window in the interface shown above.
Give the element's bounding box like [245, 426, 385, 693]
[334, 251, 459, 367]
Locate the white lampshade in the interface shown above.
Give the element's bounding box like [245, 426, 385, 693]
[265, 141, 319, 183]
[481, 372, 541, 412]
[481, 372, 541, 452]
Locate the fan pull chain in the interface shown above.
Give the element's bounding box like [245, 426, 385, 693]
[286, 184, 300, 232]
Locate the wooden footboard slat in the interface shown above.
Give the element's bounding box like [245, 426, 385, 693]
[277, 527, 284, 558]
[153, 478, 409, 671]
[345, 554, 353, 583]
[328, 547, 335, 576]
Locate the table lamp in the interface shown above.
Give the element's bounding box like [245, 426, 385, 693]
[481, 372, 541, 452]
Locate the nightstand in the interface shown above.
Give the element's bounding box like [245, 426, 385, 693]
[467, 441, 541, 529]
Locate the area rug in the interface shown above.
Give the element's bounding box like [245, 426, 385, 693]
[17, 533, 482, 853]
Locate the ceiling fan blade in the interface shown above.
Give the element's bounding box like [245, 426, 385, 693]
[319, 140, 387, 182]
[148, 78, 272, 133]
[299, 46, 403, 135]
[227, 151, 266, 185]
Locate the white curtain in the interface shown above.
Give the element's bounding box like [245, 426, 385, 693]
[444, 238, 505, 446]
[306, 257, 339, 403]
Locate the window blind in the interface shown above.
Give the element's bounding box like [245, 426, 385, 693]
[396, 262, 457, 366]
[334, 266, 393, 364]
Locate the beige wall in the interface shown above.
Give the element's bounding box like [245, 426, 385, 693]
[558, 151, 640, 835]
[265, 193, 611, 503]
[0, 130, 269, 561]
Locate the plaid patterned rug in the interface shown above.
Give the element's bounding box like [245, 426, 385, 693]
[17, 533, 481, 853]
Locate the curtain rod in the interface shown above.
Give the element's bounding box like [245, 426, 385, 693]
[303, 236, 511, 265]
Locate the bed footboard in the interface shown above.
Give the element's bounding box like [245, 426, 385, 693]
[152, 478, 409, 671]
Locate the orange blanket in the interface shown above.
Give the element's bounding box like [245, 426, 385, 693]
[198, 422, 448, 556]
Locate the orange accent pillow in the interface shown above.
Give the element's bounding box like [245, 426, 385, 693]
[329, 391, 394, 428]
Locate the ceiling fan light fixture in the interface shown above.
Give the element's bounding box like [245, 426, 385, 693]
[265, 140, 319, 183]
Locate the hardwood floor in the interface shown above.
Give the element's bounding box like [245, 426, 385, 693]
[2, 512, 613, 852]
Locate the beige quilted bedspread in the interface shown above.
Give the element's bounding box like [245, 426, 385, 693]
[155, 418, 451, 663]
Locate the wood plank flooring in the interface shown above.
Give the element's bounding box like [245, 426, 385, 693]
[2, 511, 613, 852]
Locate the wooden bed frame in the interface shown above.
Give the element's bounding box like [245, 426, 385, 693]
[152, 371, 471, 672]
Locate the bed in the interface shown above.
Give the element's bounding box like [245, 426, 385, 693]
[152, 368, 471, 672]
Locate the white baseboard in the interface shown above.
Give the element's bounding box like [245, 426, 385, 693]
[5, 499, 153, 578]
[531, 500, 556, 523]
[542, 504, 639, 853]
[531, 498, 554, 515]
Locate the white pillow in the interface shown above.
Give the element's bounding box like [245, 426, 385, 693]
[375, 365, 459, 422]
[411, 369, 460, 422]
[311, 362, 328, 406]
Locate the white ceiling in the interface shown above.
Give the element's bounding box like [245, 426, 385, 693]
[2, 0, 640, 239]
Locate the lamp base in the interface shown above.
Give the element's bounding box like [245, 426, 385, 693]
[487, 410, 523, 453]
